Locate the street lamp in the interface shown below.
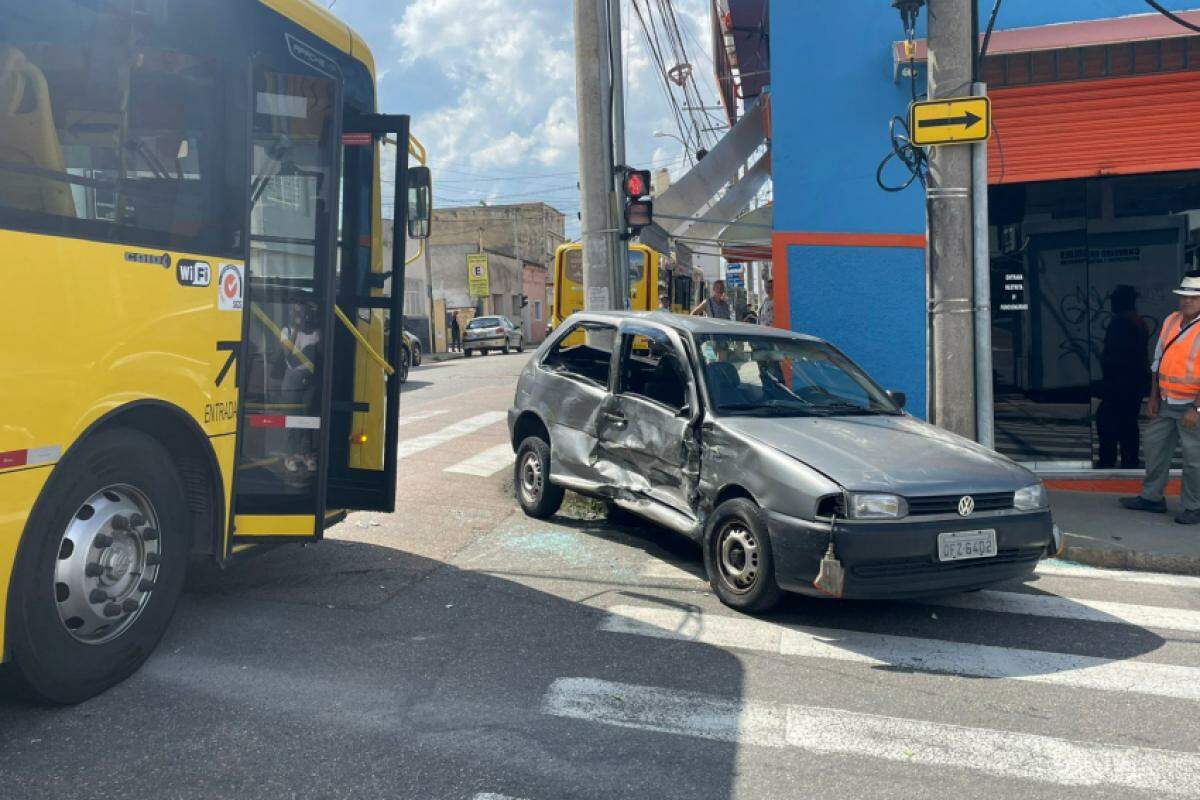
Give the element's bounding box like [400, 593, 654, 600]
[653, 130, 687, 149]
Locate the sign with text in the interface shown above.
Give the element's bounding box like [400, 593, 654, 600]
[467, 253, 490, 298]
[909, 96, 991, 146]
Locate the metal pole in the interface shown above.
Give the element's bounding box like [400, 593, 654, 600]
[423, 238, 435, 352]
[574, 0, 616, 311]
[972, 81, 995, 449]
[608, 0, 629, 309]
[925, 0, 977, 439]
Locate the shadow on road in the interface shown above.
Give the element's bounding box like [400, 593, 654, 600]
[0, 531, 744, 800]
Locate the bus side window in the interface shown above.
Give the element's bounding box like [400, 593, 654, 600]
[0, 1, 244, 257]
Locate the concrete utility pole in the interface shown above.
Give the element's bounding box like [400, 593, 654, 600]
[925, 0, 976, 439]
[607, 0, 629, 309]
[574, 0, 617, 311]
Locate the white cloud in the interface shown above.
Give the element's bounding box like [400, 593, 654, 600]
[386, 0, 724, 232]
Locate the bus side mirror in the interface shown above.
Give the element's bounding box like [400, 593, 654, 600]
[407, 166, 432, 240]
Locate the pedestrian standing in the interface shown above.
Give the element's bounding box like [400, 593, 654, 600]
[449, 313, 461, 353]
[692, 279, 733, 320]
[1096, 285, 1149, 469]
[758, 278, 775, 328]
[1120, 271, 1200, 524]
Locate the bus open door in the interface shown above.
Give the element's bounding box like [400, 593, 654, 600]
[229, 77, 430, 550]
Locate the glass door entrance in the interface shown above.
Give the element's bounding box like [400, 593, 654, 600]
[990, 171, 1200, 469]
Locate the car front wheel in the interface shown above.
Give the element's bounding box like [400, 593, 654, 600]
[514, 436, 564, 519]
[703, 498, 782, 613]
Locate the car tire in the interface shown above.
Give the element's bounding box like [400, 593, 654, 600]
[516, 339, 525, 353]
[464, 350, 473, 358]
[413, 343, 422, 367]
[703, 498, 782, 613]
[514, 436, 564, 519]
[5, 428, 191, 704]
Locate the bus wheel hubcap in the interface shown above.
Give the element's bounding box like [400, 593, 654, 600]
[54, 485, 163, 645]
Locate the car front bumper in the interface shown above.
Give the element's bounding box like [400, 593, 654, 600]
[767, 509, 1054, 599]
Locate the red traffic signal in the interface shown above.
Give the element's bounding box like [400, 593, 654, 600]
[620, 167, 653, 234]
[622, 168, 652, 200]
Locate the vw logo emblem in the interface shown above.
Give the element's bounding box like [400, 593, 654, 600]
[957, 496, 975, 517]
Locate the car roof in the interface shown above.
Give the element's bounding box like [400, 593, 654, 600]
[564, 310, 824, 343]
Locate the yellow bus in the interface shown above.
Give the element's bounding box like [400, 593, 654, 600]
[550, 241, 705, 329]
[0, 0, 431, 703]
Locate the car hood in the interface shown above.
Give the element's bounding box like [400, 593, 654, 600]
[719, 413, 1034, 495]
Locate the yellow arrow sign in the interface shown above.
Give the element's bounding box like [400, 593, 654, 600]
[909, 96, 991, 146]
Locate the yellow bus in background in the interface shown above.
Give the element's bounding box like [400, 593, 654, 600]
[0, 0, 431, 703]
[550, 242, 705, 329]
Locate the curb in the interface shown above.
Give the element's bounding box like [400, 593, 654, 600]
[1059, 534, 1200, 577]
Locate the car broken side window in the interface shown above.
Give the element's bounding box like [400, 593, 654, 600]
[617, 330, 688, 412]
[542, 322, 617, 388]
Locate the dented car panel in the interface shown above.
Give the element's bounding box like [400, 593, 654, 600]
[510, 311, 1056, 601]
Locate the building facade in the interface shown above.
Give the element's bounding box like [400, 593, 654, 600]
[430, 202, 567, 269]
[768, 0, 1200, 471]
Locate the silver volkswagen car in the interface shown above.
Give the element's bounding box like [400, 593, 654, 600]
[508, 311, 1056, 612]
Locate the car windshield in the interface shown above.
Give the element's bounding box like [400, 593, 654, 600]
[696, 333, 900, 417]
[469, 317, 501, 329]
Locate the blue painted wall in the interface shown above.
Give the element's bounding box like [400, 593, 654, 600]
[769, 0, 1200, 419]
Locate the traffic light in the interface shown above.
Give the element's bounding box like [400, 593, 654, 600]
[620, 166, 653, 237]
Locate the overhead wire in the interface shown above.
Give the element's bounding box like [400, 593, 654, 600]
[1144, 0, 1200, 33]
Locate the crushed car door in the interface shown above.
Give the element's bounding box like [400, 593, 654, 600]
[536, 320, 619, 491]
[596, 323, 700, 517]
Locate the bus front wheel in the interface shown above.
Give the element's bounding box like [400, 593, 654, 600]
[6, 428, 190, 704]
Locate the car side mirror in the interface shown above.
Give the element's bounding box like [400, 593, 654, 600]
[407, 166, 432, 240]
[887, 390, 907, 409]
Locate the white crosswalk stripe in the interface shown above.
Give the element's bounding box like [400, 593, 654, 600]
[916, 589, 1200, 634]
[395, 411, 507, 461]
[1037, 559, 1200, 589]
[542, 677, 1200, 797]
[635, 555, 1200, 633]
[601, 605, 1200, 701]
[445, 444, 515, 477]
[397, 409, 449, 426]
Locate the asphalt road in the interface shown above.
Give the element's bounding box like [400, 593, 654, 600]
[3, 351, 1200, 800]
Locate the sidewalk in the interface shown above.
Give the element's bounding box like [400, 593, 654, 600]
[1051, 487, 1200, 576]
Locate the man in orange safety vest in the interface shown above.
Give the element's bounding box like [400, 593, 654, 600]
[1121, 271, 1200, 524]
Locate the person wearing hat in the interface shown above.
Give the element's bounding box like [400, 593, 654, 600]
[1096, 285, 1150, 469]
[1121, 270, 1200, 523]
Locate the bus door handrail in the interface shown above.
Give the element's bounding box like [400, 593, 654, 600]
[251, 303, 316, 373]
[333, 306, 396, 376]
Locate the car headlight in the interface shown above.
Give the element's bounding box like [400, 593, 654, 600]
[847, 493, 908, 520]
[1013, 483, 1049, 511]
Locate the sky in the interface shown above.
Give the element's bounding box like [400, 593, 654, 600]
[325, 0, 727, 237]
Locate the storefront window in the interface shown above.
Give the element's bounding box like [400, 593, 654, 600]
[990, 171, 1200, 469]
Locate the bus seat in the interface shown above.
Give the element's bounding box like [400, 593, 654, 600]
[0, 46, 76, 217]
